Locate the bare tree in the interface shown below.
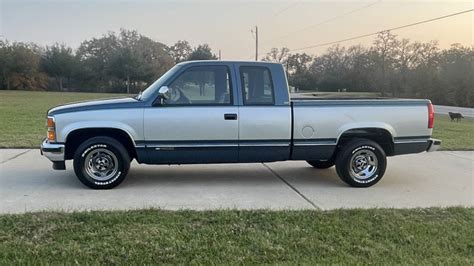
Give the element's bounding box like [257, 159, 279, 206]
[372, 31, 399, 96]
[263, 47, 290, 64]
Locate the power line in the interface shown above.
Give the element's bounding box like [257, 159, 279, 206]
[271, 1, 300, 18]
[288, 9, 473, 52]
[249, 1, 299, 60]
[267, 0, 381, 44]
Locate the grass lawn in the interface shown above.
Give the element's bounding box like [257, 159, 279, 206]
[0, 208, 472, 264]
[0, 90, 472, 150]
[0, 90, 124, 148]
[432, 114, 474, 150]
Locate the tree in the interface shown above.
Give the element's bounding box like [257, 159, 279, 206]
[188, 44, 217, 61]
[344, 45, 374, 92]
[372, 31, 399, 96]
[263, 47, 290, 64]
[76, 29, 173, 93]
[309, 45, 349, 92]
[41, 43, 76, 91]
[286, 53, 313, 91]
[0, 41, 13, 89]
[0, 41, 47, 90]
[170, 40, 192, 63]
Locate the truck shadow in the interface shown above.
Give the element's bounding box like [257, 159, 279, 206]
[121, 163, 346, 189]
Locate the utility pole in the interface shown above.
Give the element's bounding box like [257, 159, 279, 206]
[219, 49, 221, 60]
[251, 26, 258, 61]
[255, 26, 258, 61]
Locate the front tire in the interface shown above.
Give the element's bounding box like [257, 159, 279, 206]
[73, 136, 130, 189]
[335, 139, 386, 187]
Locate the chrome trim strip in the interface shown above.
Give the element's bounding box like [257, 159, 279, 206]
[239, 143, 289, 147]
[293, 143, 336, 146]
[393, 140, 429, 144]
[148, 144, 239, 148]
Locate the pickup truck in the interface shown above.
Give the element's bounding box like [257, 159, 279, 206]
[41, 60, 441, 189]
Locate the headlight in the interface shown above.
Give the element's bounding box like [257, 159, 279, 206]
[47, 116, 56, 141]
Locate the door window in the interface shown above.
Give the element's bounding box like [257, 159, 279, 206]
[166, 66, 232, 105]
[240, 66, 275, 105]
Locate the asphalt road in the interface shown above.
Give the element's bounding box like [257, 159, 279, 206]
[0, 149, 472, 214]
[434, 105, 474, 118]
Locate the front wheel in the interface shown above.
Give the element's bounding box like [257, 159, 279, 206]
[73, 136, 130, 189]
[335, 139, 387, 187]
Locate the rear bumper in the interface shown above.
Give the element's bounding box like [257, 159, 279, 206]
[426, 138, 441, 152]
[392, 137, 441, 155]
[40, 138, 65, 162]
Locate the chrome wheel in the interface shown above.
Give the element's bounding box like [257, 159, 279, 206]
[349, 149, 378, 180]
[84, 148, 118, 181]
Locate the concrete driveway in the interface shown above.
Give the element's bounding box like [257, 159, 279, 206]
[0, 149, 472, 214]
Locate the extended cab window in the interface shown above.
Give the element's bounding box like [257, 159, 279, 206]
[166, 66, 232, 105]
[240, 66, 274, 105]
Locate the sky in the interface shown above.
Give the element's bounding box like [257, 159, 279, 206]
[1, 0, 472, 60]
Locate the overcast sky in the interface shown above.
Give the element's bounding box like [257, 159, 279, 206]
[1, 0, 472, 59]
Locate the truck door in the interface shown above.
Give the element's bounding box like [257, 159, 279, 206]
[143, 64, 239, 164]
[236, 65, 292, 162]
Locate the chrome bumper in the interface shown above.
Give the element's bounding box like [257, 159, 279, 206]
[40, 138, 65, 162]
[426, 138, 441, 152]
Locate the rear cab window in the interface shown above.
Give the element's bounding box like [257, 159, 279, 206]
[239, 66, 275, 105]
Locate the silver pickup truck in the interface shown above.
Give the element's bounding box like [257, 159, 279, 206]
[41, 61, 440, 189]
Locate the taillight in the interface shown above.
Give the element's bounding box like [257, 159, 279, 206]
[428, 103, 435, 129]
[47, 117, 56, 141]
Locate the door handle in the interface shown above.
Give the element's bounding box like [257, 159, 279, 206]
[224, 113, 238, 120]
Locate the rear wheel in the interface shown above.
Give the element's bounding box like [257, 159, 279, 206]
[306, 159, 335, 169]
[73, 136, 130, 189]
[335, 139, 386, 187]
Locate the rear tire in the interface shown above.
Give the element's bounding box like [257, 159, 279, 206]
[306, 159, 335, 169]
[73, 136, 130, 189]
[335, 139, 386, 187]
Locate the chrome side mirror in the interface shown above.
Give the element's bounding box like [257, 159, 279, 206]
[158, 86, 170, 100]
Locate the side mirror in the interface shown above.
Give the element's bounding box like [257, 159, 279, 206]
[158, 86, 170, 100]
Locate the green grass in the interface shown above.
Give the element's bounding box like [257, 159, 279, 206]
[0, 90, 124, 148]
[0, 90, 472, 150]
[432, 114, 474, 150]
[0, 208, 472, 264]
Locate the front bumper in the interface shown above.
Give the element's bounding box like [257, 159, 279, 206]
[40, 138, 65, 162]
[426, 138, 441, 152]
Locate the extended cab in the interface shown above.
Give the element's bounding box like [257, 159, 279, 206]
[41, 61, 441, 189]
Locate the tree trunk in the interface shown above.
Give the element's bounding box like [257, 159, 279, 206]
[200, 83, 204, 96]
[126, 75, 130, 94]
[58, 77, 64, 91]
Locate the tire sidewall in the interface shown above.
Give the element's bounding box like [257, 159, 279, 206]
[74, 138, 129, 189]
[337, 140, 387, 187]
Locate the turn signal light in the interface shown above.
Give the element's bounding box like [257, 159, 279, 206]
[47, 117, 55, 128]
[47, 117, 56, 141]
[47, 130, 56, 141]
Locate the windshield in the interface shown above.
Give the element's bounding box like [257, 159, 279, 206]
[138, 64, 182, 101]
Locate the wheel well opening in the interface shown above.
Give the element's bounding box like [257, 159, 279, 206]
[64, 128, 137, 160]
[337, 128, 394, 156]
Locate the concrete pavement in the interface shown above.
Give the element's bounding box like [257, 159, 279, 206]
[0, 149, 472, 213]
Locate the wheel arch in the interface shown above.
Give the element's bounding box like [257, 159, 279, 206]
[336, 126, 395, 156]
[64, 127, 137, 160]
